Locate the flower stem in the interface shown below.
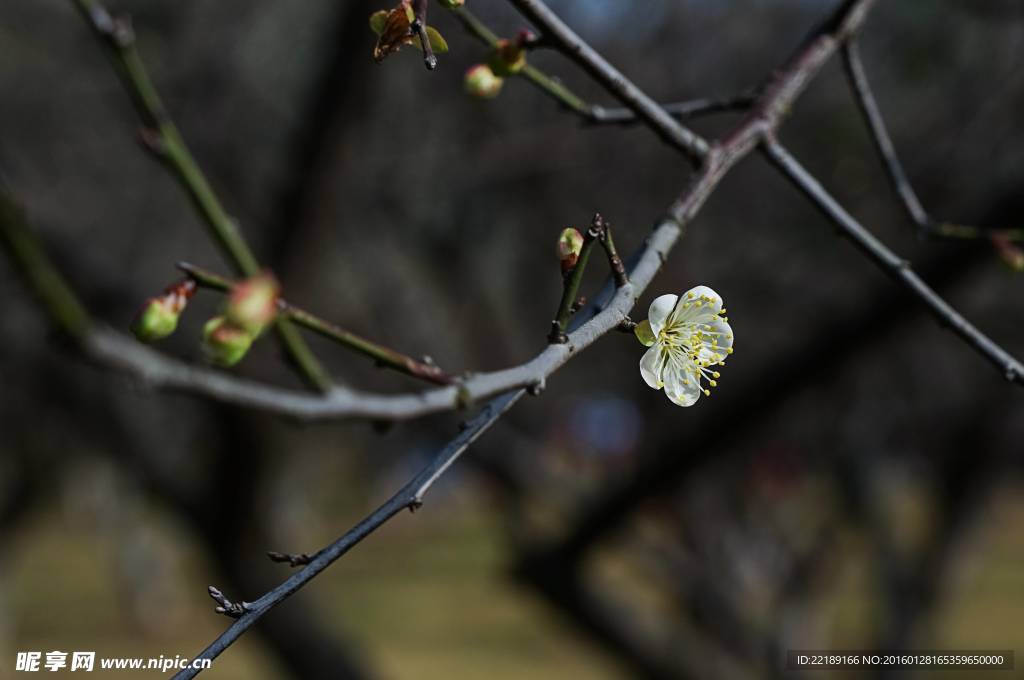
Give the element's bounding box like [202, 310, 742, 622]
[177, 263, 453, 386]
[548, 228, 597, 344]
[70, 0, 331, 393]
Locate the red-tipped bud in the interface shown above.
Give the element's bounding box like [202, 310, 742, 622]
[202, 316, 253, 367]
[464, 64, 503, 99]
[226, 272, 280, 336]
[488, 39, 527, 77]
[130, 278, 196, 343]
[516, 29, 538, 45]
[992, 232, 1024, 272]
[558, 228, 585, 274]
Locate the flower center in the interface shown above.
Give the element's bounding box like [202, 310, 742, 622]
[658, 309, 732, 396]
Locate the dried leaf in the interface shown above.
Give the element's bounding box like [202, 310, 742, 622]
[372, 4, 415, 63]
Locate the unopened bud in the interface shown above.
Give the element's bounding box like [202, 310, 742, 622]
[202, 316, 253, 367]
[992, 232, 1024, 272]
[488, 39, 526, 77]
[558, 227, 584, 274]
[130, 278, 196, 343]
[226, 272, 280, 336]
[438, 0, 465, 7]
[464, 64, 503, 99]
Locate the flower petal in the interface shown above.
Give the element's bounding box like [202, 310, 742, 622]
[647, 294, 678, 336]
[639, 345, 667, 389]
[697, 318, 734, 364]
[668, 285, 723, 326]
[663, 357, 701, 407]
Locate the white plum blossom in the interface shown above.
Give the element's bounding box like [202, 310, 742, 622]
[636, 285, 734, 407]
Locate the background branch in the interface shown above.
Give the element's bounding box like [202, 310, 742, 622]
[842, 41, 1024, 243]
[69, 0, 332, 392]
[763, 141, 1024, 386]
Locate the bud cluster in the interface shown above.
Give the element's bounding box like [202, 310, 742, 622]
[205, 272, 280, 366]
[129, 270, 281, 368]
[464, 30, 532, 100]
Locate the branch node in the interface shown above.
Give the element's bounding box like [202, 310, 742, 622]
[138, 127, 166, 157]
[547, 320, 568, 344]
[267, 551, 313, 568]
[411, 19, 438, 70]
[527, 378, 546, 396]
[208, 585, 249, 619]
[109, 14, 135, 48]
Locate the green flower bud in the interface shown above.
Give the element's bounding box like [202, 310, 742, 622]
[464, 64, 503, 99]
[131, 299, 179, 342]
[130, 278, 196, 343]
[203, 316, 254, 367]
[226, 272, 280, 336]
[557, 227, 584, 274]
[488, 39, 526, 77]
[438, 0, 465, 8]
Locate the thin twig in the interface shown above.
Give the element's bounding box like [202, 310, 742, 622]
[548, 219, 598, 343]
[448, 6, 754, 125]
[589, 92, 758, 127]
[178, 262, 453, 386]
[410, 0, 437, 70]
[505, 0, 709, 162]
[842, 41, 1024, 243]
[69, 0, 332, 392]
[763, 141, 1024, 385]
[266, 551, 313, 568]
[593, 215, 628, 288]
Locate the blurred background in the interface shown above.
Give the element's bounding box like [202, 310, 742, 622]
[2, 0, 1024, 678]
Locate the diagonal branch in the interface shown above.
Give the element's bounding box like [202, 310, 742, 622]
[169, 390, 523, 680]
[763, 141, 1024, 385]
[842, 41, 1024, 243]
